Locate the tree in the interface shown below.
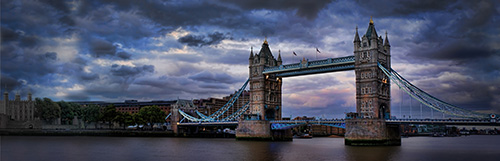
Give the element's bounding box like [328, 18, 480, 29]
[136, 106, 166, 129]
[35, 97, 61, 124]
[101, 105, 119, 129]
[114, 112, 134, 129]
[58, 101, 75, 125]
[81, 104, 101, 129]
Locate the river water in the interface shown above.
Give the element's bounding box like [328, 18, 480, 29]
[2, 135, 499, 161]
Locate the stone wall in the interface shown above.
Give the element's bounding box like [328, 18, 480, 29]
[236, 120, 271, 140]
[345, 118, 400, 146]
[0, 114, 8, 129]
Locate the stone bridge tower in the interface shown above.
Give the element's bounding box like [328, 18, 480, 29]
[236, 39, 286, 140]
[246, 39, 282, 121]
[346, 17, 400, 146]
[354, 17, 391, 119]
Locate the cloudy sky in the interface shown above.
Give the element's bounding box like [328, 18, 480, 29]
[1, 0, 499, 118]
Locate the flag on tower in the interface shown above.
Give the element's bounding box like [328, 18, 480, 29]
[293, 51, 297, 56]
[316, 48, 321, 54]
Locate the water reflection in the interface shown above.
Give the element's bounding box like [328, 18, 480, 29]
[345, 146, 400, 161]
[2, 136, 500, 161]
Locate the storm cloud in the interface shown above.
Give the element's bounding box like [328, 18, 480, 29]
[178, 32, 228, 47]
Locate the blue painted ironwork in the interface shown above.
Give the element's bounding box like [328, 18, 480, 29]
[270, 119, 346, 130]
[178, 79, 250, 122]
[179, 121, 239, 126]
[165, 113, 172, 121]
[195, 110, 209, 119]
[178, 118, 498, 127]
[204, 78, 249, 120]
[178, 109, 205, 122]
[271, 123, 306, 130]
[192, 79, 249, 121]
[386, 118, 497, 125]
[378, 63, 489, 119]
[263, 56, 355, 77]
[222, 101, 250, 121]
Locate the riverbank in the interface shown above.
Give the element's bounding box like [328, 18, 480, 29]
[0, 129, 242, 138]
[0, 129, 177, 137]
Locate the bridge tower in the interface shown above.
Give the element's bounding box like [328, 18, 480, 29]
[236, 39, 287, 140]
[247, 39, 282, 121]
[345, 17, 400, 145]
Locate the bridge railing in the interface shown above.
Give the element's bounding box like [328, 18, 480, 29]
[263, 56, 355, 74]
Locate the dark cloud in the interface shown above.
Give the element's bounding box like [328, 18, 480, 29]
[20, 35, 41, 48]
[198, 83, 230, 89]
[80, 73, 100, 81]
[58, 15, 76, 26]
[0, 74, 23, 92]
[1, 26, 41, 48]
[1, 49, 59, 80]
[178, 32, 227, 47]
[63, 94, 90, 101]
[116, 51, 132, 60]
[354, 0, 459, 17]
[110, 64, 155, 77]
[188, 71, 239, 84]
[89, 38, 133, 60]
[40, 0, 71, 14]
[90, 38, 117, 58]
[219, 0, 334, 19]
[1, 27, 20, 42]
[413, 42, 497, 61]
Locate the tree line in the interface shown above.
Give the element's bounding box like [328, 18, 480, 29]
[34, 98, 167, 129]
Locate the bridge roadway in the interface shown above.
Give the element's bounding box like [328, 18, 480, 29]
[178, 119, 499, 128]
[262, 56, 355, 77]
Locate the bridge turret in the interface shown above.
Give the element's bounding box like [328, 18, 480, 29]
[384, 31, 391, 54]
[277, 50, 282, 66]
[249, 47, 254, 66]
[367, 17, 378, 49]
[354, 26, 361, 52]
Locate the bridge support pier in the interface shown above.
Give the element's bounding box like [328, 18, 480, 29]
[345, 119, 400, 146]
[236, 120, 292, 141]
[236, 120, 272, 140]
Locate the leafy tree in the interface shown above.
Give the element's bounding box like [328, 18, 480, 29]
[58, 101, 75, 125]
[133, 112, 145, 125]
[114, 112, 134, 129]
[35, 97, 61, 124]
[122, 112, 135, 127]
[101, 105, 119, 128]
[136, 106, 166, 129]
[69, 102, 83, 119]
[81, 104, 101, 129]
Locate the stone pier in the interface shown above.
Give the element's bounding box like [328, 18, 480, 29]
[236, 120, 292, 141]
[344, 118, 401, 146]
[236, 120, 272, 140]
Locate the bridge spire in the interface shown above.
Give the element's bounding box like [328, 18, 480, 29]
[354, 25, 360, 43]
[277, 50, 282, 62]
[384, 31, 390, 47]
[250, 46, 254, 58]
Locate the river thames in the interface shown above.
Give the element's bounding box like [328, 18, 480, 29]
[2, 135, 499, 161]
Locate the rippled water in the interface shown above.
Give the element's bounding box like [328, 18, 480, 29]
[2, 135, 499, 161]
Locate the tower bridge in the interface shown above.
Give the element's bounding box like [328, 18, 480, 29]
[173, 18, 498, 145]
